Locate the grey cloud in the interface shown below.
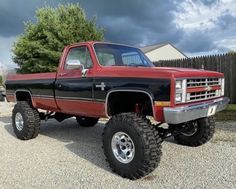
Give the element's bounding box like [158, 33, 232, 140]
[0, 0, 182, 46]
[76, 0, 183, 46]
[177, 30, 217, 53]
[195, 0, 220, 6]
[215, 14, 236, 30]
[0, 0, 235, 62]
[0, 0, 62, 37]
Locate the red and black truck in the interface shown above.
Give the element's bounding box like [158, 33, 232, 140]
[5, 42, 229, 179]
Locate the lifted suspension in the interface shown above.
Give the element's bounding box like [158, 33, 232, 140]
[39, 111, 72, 122]
[152, 122, 190, 140]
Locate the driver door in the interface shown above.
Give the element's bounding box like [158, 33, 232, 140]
[55, 45, 94, 115]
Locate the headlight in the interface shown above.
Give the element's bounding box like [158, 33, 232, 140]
[175, 93, 182, 102]
[176, 80, 182, 89]
[175, 79, 187, 104]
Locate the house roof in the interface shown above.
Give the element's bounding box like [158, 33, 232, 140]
[140, 43, 187, 58]
[140, 43, 168, 53]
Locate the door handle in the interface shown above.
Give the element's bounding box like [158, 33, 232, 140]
[58, 84, 62, 88]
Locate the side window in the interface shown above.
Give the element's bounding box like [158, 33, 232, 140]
[65, 46, 93, 70]
[97, 52, 116, 66]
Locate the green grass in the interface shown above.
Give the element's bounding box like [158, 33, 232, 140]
[225, 104, 236, 111]
[216, 104, 236, 121]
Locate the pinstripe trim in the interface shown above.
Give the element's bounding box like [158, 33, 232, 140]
[33, 95, 105, 103]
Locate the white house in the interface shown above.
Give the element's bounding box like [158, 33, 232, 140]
[140, 43, 187, 62]
[0, 62, 8, 84]
[0, 62, 3, 75]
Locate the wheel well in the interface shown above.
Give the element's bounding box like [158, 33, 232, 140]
[15, 91, 32, 102]
[107, 91, 153, 117]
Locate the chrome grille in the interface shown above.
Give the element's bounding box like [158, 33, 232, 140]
[187, 78, 221, 102]
[187, 78, 220, 88]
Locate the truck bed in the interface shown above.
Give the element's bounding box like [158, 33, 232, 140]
[6, 72, 56, 81]
[5, 72, 58, 111]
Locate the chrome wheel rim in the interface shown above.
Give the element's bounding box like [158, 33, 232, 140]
[111, 132, 135, 164]
[15, 112, 24, 131]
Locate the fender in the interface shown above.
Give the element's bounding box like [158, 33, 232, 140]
[14, 89, 37, 108]
[105, 89, 156, 119]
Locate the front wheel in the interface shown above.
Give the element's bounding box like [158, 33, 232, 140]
[173, 116, 215, 146]
[103, 113, 162, 179]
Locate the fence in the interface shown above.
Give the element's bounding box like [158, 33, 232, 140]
[154, 53, 236, 104]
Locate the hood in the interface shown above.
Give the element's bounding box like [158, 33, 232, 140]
[153, 67, 223, 78]
[94, 66, 223, 79]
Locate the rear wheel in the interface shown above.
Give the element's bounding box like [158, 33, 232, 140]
[103, 113, 162, 179]
[76, 116, 99, 127]
[12, 101, 40, 140]
[173, 116, 215, 146]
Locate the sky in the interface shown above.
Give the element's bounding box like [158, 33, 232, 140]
[0, 0, 236, 69]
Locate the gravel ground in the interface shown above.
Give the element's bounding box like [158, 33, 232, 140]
[0, 102, 236, 189]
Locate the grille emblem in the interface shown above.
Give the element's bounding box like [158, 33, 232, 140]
[205, 86, 212, 91]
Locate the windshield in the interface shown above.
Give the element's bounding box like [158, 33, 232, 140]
[94, 43, 154, 67]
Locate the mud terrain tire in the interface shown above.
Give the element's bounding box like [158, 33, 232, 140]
[103, 113, 162, 179]
[12, 101, 40, 140]
[174, 117, 215, 146]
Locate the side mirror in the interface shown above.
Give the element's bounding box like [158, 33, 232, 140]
[66, 59, 88, 77]
[66, 59, 83, 70]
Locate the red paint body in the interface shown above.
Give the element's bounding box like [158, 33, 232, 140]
[6, 41, 224, 122]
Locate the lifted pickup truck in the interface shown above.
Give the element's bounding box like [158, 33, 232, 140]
[5, 41, 229, 179]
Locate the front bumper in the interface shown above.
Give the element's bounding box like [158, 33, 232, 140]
[163, 97, 230, 124]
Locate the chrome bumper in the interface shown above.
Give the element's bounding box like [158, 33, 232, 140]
[163, 97, 230, 124]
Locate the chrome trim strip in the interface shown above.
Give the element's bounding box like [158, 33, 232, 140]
[164, 97, 230, 124]
[10, 91, 105, 103]
[182, 79, 187, 102]
[6, 92, 14, 96]
[33, 94, 54, 98]
[55, 96, 105, 102]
